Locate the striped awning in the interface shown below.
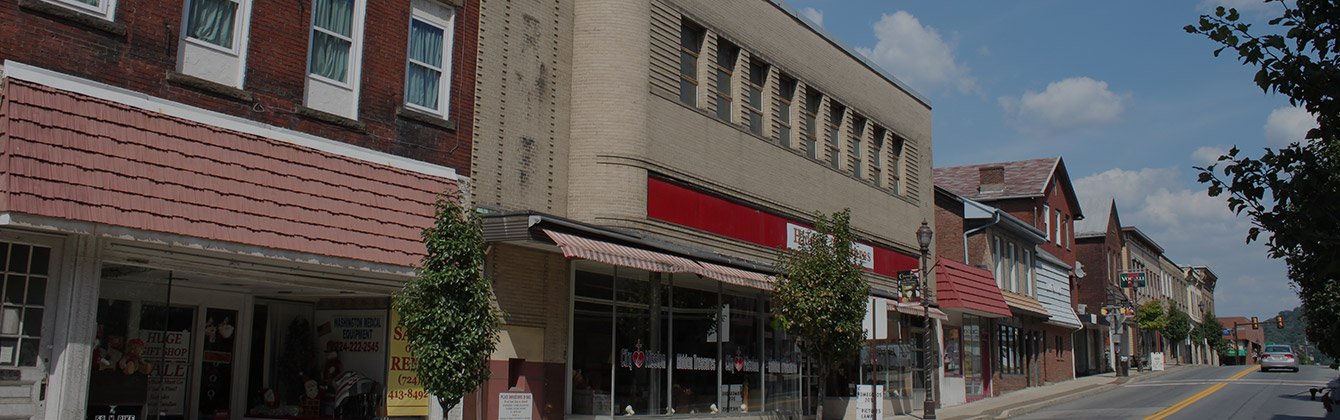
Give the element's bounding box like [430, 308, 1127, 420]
[543, 229, 699, 274]
[542, 229, 775, 291]
[693, 261, 776, 291]
[893, 301, 948, 320]
[1002, 291, 1051, 318]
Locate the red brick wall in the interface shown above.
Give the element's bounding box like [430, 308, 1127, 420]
[1042, 325, 1074, 383]
[934, 190, 966, 263]
[0, 0, 476, 173]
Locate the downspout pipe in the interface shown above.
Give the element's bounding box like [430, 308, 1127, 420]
[962, 211, 1002, 263]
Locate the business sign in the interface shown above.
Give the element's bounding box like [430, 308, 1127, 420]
[1118, 271, 1147, 288]
[647, 178, 918, 278]
[786, 223, 875, 269]
[387, 310, 430, 416]
[856, 384, 884, 420]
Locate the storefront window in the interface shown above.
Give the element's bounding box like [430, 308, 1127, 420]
[571, 267, 799, 416]
[943, 327, 961, 377]
[962, 316, 984, 396]
[88, 264, 391, 420]
[1, 242, 51, 367]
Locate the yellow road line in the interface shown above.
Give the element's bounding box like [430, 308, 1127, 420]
[1143, 366, 1257, 420]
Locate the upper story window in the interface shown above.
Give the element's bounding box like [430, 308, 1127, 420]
[851, 115, 867, 178]
[992, 235, 1035, 295]
[745, 59, 768, 136]
[802, 88, 821, 159]
[890, 135, 905, 194]
[827, 102, 846, 170]
[177, 0, 251, 87]
[305, 0, 367, 119]
[712, 40, 739, 123]
[50, 0, 116, 20]
[872, 126, 886, 186]
[777, 75, 797, 148]
[679, 20, 704, 107]
[404, 0, 456, 118]
[1055, 210, 1063, 247]
[1043, 204, 1051, 240]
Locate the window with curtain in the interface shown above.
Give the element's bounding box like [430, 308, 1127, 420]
[405, 4, 454, 115]
[309, 0, 356, 83]
[890, 135, 904, 194]
[184, 0, 239, 49]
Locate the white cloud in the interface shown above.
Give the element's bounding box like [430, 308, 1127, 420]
[799, 7, 824, 27]
[1264, 106, 1317, 147]
[1074, 166, 1297, 317]
[999, 77, 1127, 136]
[855, 11, 977, 94]
[1191, 145, 1228, 166]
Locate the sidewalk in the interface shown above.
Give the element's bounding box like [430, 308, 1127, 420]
[926, 364, 1197, 420]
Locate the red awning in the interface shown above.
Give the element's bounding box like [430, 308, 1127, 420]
[542, 229, 775, 291]
[693, 261, 776, 291]
[934, 257, 1012, 318]
[543, 229, 699, 274]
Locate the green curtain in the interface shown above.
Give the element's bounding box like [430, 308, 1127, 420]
[405, 19, 444, 110]
[186, 0, 237, 48]
[309, 0, 354, 82]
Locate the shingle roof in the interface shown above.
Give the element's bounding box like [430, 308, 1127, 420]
[1075, 197, 1115, 237]
[938, 156, 1082, 218]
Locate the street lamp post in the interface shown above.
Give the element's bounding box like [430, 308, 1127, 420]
[1198, 302, 1206, 365]
[917, 221, 937, 419]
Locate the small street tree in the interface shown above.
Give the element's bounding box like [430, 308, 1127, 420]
[1162, 305, 1194, 362]
[394, 197, 502, 411]
[1135, 301, 1167, 356]
[774, 209, 870, 420]
[1186, 1, 1340, 358]
[1194, 310, 1229, 360]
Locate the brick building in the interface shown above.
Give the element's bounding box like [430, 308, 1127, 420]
[1184, 266, 1219, 365]
[934, 157, 1085, 394]
[0, 0, 476, 418]
[1219, 317, 1265, 365]
[1074, 199, 1126, 376]
[470, 0, 936, 419]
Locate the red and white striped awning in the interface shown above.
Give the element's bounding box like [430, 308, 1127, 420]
[544, 229, 699, 273]
[893, 301, 949, 320]
[542, 229, 775, 291]
[693, 261, 776, 291]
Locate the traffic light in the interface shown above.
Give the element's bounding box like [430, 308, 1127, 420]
[1277, 315, 1285, 329]
[1251, 316, 1259, 330]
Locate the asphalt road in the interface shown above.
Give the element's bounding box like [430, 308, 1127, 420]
[1017, 365, 1340, 420]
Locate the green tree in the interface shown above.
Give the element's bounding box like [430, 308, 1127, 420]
[1162, 305, 1193, 362]
[394, 197, 502, 410]
[1135, 301, 1167, 356]
[1194, 310, 1229, 359]
[774, 209, 870, 419]
[1186, 1, 1340, 358]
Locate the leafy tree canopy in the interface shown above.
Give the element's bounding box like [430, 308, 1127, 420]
[774, 209, 870, 418]
[1136, 301, 1168, 332]
[394, 197, 502, 410]
[1186, 0, 1340, 358]
[1162, 304, 1194, 345]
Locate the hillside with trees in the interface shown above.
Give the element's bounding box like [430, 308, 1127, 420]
[1263, 306, 1334, 366]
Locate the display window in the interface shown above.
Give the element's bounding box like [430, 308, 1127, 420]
[569, 265, 802, 417]
[86, 263, 393, 420]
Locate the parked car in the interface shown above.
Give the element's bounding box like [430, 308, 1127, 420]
[1261, 344, 1300, 372]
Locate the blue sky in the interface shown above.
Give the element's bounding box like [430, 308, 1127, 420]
[782, 0, 1309, 319]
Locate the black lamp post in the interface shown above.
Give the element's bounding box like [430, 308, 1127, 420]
[1198, 302, 1207, 365]
[916, 221, 936, 419]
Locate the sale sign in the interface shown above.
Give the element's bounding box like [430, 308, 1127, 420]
[387, 310, 430, 416]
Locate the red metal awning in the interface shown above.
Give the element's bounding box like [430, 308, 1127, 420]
[543, 229, 699, 274]
[693, 261, 776, 291]
[934, 258, 1012, 318]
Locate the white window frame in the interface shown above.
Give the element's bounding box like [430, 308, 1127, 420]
[177, 0, 252, 88]
[1043, 204, 1051, 240]
[48, 0, 116, 21]
[403, 0, 457, 118]
[993, 237, 1004, 288]
[304, 0, 367, 119]
[1055, 210, 1063, 246]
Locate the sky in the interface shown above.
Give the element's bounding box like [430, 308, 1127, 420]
[782, 0, 1311, 319]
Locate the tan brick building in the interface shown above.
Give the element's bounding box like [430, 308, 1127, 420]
[469, 1, 934, 419]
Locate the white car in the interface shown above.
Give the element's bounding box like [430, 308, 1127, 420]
[1261, 344, 1300, 372]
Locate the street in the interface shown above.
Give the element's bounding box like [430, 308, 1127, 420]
[1018, 365, 1340, 419]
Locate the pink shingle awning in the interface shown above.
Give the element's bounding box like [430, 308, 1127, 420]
[934, 257, 1012, 318]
